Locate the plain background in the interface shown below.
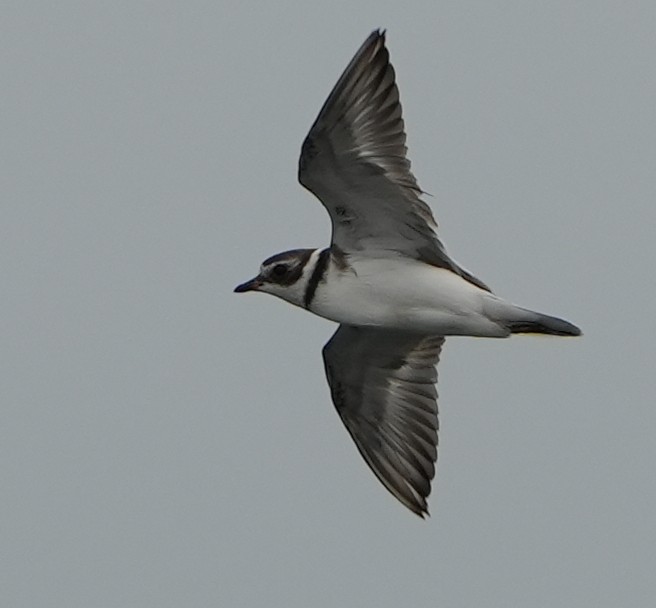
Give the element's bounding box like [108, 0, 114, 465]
[2, 1, 655, 606]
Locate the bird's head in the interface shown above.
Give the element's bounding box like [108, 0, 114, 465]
[234, 248, 317, 308]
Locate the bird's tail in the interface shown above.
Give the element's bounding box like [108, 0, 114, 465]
[484, 297, 581, 337]
[505, 310, 582, 336]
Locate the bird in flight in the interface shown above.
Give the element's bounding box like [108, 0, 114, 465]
[234, 30, 581, 517]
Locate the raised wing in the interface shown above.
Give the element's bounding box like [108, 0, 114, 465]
[322, 325, 444, 517]
[298, 30, 490, 290]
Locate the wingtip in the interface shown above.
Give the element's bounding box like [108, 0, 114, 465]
[408, 496, 431, 519]
[366, 28, 386, 46]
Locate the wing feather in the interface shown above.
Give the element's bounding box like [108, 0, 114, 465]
[299, 30, 491, 291]
[322, 325, 444, 516]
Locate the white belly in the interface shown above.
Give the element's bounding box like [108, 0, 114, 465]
[310, 257, 508, 337]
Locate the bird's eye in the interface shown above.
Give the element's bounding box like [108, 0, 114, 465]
[272, 264, 288, 278]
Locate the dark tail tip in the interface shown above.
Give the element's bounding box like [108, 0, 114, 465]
[508, 315, 582, 337]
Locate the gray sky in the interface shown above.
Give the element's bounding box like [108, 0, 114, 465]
[2, 1, 655, 606]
